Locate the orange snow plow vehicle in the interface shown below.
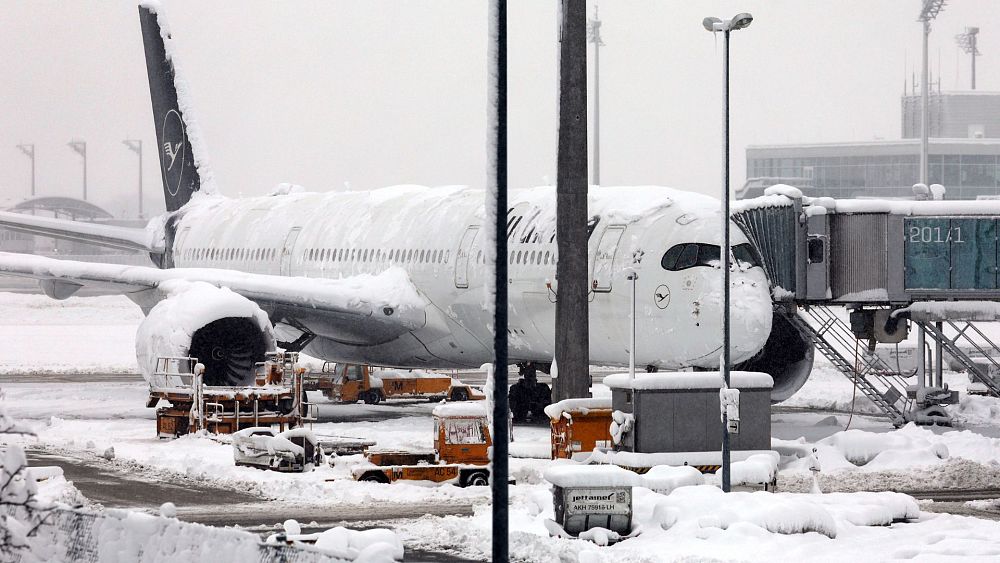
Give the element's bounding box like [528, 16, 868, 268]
[313, 363, 483, 404]
[352, 402, 491, 487]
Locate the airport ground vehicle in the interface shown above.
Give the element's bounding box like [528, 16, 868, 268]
[312, 363, 483, 404]
[232, 427, 322, 472]
[545, 398, 614, 460]
[151, 352, 309, 438]
[352, 402, 491, 486]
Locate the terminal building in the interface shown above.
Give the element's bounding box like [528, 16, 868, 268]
[741, 91, 1000, 200]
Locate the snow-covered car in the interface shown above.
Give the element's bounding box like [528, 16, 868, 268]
[232, 427, 322, 472]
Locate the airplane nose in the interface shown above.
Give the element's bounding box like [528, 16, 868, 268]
[728, 277, 773, 360]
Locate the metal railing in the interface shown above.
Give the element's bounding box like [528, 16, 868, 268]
[918, 321, 1000, 397]
[792, 305, 911, 426]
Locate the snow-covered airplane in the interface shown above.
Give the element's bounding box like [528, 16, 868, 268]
[0, 5, 813, 400]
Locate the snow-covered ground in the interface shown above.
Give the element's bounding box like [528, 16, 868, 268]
[3, 292, 1000, 561]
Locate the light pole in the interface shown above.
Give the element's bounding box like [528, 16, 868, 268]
[16, 144, 35, 197]
[955, 27, 980, 90]
[123, 139, 144, 218]
[67, 140, 87, 201]
[919, 0, 946, 185]
[703, 11, 753, 494]
[588, 4, 604, 186]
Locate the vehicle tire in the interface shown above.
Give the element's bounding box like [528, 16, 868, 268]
[463, 471, 489, 487]
[359, 471, 390, 484]
[451, 387, 469, 402]
[363, 390, 382, 405]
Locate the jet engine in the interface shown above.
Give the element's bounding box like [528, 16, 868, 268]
[135, 282, 276, 386]
[735, 307, 815, 403]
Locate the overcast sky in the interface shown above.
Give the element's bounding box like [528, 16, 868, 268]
[1, 1, 996, 218]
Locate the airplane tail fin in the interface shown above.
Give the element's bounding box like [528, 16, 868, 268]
[139, 4, 201, 212]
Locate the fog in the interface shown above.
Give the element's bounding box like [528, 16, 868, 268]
[0, 0, 996, 218]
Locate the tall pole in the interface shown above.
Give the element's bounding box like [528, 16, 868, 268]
[956, 27, 980, 91]
[124, 139, 144, 218]
[921, 19, 929, 185]
[917, 1, 946, 185]
[971, 32, 977, 89]
[68, 140, 87, 201]
[16, 144, 35, 197]
[704, 11, 752, 494]
[721, 28, 732, 494]
[555, 0, 590, 403]
[588, 5, 604, 186]
[488, 1, 508, 561]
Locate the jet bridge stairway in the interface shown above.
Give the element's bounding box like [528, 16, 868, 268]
[789, 305, 910, 427]
[916, 321, 1000, 398]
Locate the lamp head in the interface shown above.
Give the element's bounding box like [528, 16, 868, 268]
[702, 16, 723, 32]
[730, 13, 753, 30]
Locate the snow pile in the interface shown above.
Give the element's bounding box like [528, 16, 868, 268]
[608, 411, 633, 445]
[778, 423, 1000, 493]
[312, 527, 404, 561]
[640, 465, 704, 494]
[654, 486, 839, 537]
[9, 503, 346, 563]
[818, 426, 950, 467]
[543, 397, 611, 421]
[728, 453, 778, 486]
[431, 401, 487, 418]
[544, 464, 644, 488]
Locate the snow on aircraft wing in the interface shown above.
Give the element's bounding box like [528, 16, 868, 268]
[0, 252, 427, 343]
[0, 211, 164, 253]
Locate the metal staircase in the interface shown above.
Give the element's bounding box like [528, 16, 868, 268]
[917, 321, 1000, 398]
[790, 305, 911, 427]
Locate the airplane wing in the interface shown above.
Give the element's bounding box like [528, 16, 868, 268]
[0, 211, 162, 253]
[0, 252, 427, 344]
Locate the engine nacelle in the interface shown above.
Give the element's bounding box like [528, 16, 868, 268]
[735, 307, 815, 403]
[136, 282, 276, 386]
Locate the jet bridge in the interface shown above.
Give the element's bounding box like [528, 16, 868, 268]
[734, 187, 1000, 426]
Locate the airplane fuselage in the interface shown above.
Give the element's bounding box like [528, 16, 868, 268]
[169, 185, 773, 370]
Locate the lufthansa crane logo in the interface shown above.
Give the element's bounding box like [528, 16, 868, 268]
[160, 109, 186, 197]
[654, 284, 671, 309]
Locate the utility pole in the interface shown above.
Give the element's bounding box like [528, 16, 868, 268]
[123, 139, 144, 218]
[68, 140, 87, 201]
[588, 4, 604, 186]
[16, 144, 35, 197]
[955, 27, 980, 90]
[554, 0, 590, 402]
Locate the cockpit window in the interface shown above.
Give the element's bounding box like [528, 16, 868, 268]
[661, 243, 721, 271]
[661, 243, 762, 271]
[733, 243, 763, 269]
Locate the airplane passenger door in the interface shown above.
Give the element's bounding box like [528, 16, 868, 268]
[280, 227, 302, 277]
[593, 225, 625, 292]
[455, 226, 480, 289]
